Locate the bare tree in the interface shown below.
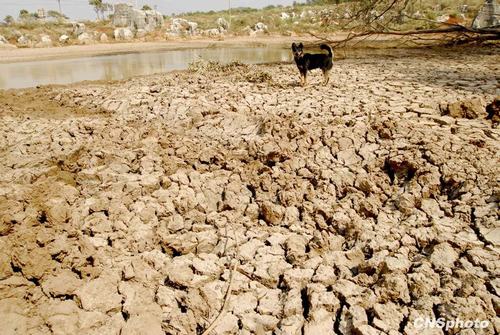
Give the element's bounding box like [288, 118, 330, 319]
[89, 0, 103, 20]
[309, 0, 500, 47]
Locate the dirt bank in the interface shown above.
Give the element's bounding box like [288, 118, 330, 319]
[0, 36, 317, 64]
[0, 47, 499, 335]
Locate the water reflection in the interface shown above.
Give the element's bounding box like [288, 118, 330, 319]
[0, 47, 293, 89]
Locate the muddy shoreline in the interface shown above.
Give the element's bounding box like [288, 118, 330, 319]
[0, 47, 499, 334]
[0, 36, 314, 64]
[0, 33, 453, 64]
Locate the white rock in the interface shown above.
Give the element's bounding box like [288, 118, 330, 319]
[114, 28, 134, 40]
[17, 35, 29, 45]
[59, 34, 69, 43]
[78, 33, 92, 44]
[135, 29, 147, 38]
[281, 12, 290, 20]
[36, 34, 53, 48]
[217, 17, 229, 31]
[72, 22, 86, 36]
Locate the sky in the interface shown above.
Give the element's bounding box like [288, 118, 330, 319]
[0, 0, 303, 20]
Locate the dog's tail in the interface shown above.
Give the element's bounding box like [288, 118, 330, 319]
[320, 44, 334, 59]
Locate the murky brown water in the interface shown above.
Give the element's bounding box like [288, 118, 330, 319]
[0, 47, 292, 89]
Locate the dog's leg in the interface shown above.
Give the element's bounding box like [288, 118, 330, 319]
[300, 72, 306, 87]
[323, 70, 330, 86]
[303, 72, 308, 86]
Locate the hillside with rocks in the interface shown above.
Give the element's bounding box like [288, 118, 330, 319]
[0, 0, 491, 49]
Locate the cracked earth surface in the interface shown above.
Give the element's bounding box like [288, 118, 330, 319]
[0, 47, 499, 335]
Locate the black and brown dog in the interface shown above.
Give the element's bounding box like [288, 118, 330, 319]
[291, 42, 334, 86]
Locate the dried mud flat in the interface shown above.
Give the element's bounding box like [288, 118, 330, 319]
[0, 47, 499, 335]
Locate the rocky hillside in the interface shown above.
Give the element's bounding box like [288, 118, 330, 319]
[0, 0, 487, 49]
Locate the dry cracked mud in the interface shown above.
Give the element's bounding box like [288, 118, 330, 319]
[0, 47, 499, 335]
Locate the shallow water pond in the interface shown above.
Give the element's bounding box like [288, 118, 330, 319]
[0, 47, 293, 89]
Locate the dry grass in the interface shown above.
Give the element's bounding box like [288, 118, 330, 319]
[188, 58, 274, 84]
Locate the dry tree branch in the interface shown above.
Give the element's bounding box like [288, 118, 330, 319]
[309, 24, 500, 49]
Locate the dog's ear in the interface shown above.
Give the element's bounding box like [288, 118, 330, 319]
[291, 43, 297, 50]
[298, 43, 303, 49]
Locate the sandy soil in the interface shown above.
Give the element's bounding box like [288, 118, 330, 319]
[0, 47, 499, 335]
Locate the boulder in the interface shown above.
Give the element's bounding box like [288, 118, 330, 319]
[77, 32, 93, 44]
[188, 21, 198, 34]
[114, 28, 134, 41]
[35, 34, 53, 48]
[242, 23, 268, 37]
[143, 10, 164, 31]
[255, 22, 269, 33]
[473, 0, 500, 29]
[169, 18, 198, 35]
[113, 4, 164, 32]
[281, 12, 291, 20]
[217, 17, 229, 31]
[72, 22, 86, 36]
[136, 29, 147, 38]
[243, 26, 257, 37]
[436, 14, 450, 23]
[17, 35, 29, 46]
[203, 28, 222, 37]
[100, 33, 108, 42]
[59, 34, 69, 43]
[0, 35, 16, 49]
[131, 8, 147, 29]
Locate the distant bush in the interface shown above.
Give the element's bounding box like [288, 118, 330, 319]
[4, 15, 14, 25]
[48, 10, 69, 19]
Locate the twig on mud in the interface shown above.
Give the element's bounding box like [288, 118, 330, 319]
[201, 222, 239, 335]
